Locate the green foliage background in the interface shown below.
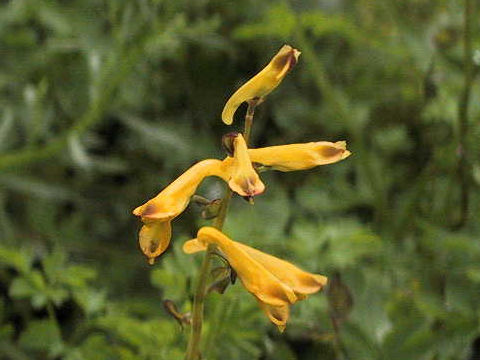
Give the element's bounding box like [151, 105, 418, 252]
[1, 0, 479, 359]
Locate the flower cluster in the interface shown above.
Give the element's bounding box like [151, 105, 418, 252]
[133, 45, 351, 329]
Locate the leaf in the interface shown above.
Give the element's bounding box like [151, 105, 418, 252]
[42, 247, 67, 283]
[18, 320, 63, 355]
[0, 174, 76, 201]
[224, 184, 290, 248]
[31, 293, 48, 309]
[341, 321, 380, 360]
[66, 334, 134, 360]
[9, 271, 51, 309]
[466, 267, 480, 283]
[291, 219, 382, 270]
[69, 135, 92, 170]
[264, 339, 297, 360]
[72, 288, 106, 316]
[60, 265, 97, 288]
[150, 267, 187, 301]
[233, 4, 296, 39]
[119, 114, 192, 158]
[46, 288, 69, 307]
[9, 271, 45, 299]
[300, 11, 363, 43]
[96, 313, 178, 356]
[0, 246, 32, 273]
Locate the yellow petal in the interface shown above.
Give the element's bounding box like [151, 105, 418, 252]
[197, 227, 297, 306]
[184, 227, 328, 329]
[248, 141, 351, 172]
[182, 239, 207, 254]
[185, 231, 327, 296]
[138, 221, 172, 264]
[133, 159, 230, 221]
[235, 242, 327, 296]
[228, 134, 265, 197]
[257, 300, 289, 332]
[221, 45, 300, 125]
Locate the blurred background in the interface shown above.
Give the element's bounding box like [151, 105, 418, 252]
[1, 0, 479, 359]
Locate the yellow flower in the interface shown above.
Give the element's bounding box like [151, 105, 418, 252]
[222, 45, 301, 125]
[133, 139, 350, 264]
[133, 159, 230, 264]
[138, 221, 172, 265]
[248, 141, 351, 171]
[183, 227, 327, 331]
[227, 134, 265, 198]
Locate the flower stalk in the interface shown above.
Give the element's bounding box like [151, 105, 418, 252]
[244, 98, 262, 143]
[184, 100, 259, 360]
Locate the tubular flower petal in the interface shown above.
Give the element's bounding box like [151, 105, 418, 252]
[183, 227, 327, 329]
[248, 141, 351, 172]
[183, 237, 327, 296]
[228, 134, 265, 197]
[133, 159, 230, 263]
[222, 45, 301, 125]
[195, 227, 296, 306]
[183, 238, 207, 254]
[235, 241, 327, 296]
[133, 159, 230, 221]
[139, 221, 172, 265]
[257, 300, 289, 333]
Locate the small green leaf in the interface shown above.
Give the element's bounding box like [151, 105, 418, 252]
[61, 265, 97, 288]
[150, 267, 186, 301]
[466, 267, 480, 283]
[19, 320, 63, 354]
[66, 334, 132, 360]
[0, 246, 32, 273]
[31, 294, 48, 309]
[10, 272, 49, 308]
[73, 289, 106, 316]
[9, 278, 35, 299]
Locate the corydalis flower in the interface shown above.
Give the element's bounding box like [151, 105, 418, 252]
[221, 140, 351, 175]
[133, 143, 266, 264]
[228, 134, 265, 198]
[183, 227, 327, 331]
[222, 45, 301, 125]
[133, 160, 230, 264]
[248, 141, 351, 171]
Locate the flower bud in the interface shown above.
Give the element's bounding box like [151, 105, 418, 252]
[222, 45, 300, 125]
[201, 199, 222, 220]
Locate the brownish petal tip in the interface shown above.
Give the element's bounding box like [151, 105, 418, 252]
[319, 146, 345, 158]
[140, 203, 157, 217]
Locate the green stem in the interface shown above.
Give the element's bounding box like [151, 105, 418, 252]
[184, 242, 215, 360]
[46, 301, 61, 338]
[185, 101, 258, 360]
[455, 0, 474, 228]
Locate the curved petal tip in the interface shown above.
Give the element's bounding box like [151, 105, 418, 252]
[183, 239, 207, 254]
